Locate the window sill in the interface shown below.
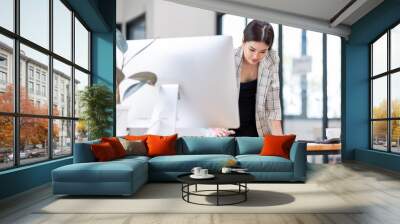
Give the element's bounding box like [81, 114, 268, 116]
[0, 156, 72, 175]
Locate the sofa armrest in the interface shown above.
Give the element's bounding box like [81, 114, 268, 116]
[73, 140, 100, 163]
[289, 141, 307, 182]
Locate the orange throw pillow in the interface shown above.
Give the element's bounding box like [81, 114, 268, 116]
[91, 142, 117, 161]
[260, 134, 296, 159]
[101, 137, 127, 158]
[125, 135, 148, 141]
[146, 134, 178, 157]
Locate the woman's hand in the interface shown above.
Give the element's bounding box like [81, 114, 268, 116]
[271, 120, 283, 135]
[209, 128, 235, 137]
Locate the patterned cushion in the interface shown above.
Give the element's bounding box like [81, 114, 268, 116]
[119, 138, 147, 156]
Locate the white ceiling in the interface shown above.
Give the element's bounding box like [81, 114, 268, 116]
[166, 0, 384, 38]
[225, 0, 352, 23]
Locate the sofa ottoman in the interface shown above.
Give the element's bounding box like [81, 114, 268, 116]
[52, 154, 149, 195]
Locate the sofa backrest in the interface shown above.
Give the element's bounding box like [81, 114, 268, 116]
[177, 136, 236, 155]
[235, 137, 263, 155]
[73, 139, 100, 163]
[74, 136, 269, 161]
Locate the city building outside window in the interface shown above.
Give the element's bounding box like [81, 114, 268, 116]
[0, 0, 91, 170]
[0, 71, 6, 86]
[28, 81, 34, 94]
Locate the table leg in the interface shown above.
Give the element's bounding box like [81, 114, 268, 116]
[323, 155, 329, 163]
[195, 184, 197, 192]
[245, 183, 247, 201]
[187, 184, 190, 202]
[217, 184, 219, 206]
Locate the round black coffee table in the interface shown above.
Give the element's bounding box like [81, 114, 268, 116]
[177, 173, 255, 206]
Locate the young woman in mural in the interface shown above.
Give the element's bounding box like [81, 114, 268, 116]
[213, 20, 283, 137]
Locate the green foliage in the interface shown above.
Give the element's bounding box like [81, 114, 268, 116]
[79, 84, 114, 140]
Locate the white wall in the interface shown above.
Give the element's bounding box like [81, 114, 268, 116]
[152, 0, 216, 38]
[116, 0, 153, 37]
[116, 0, 216, 38]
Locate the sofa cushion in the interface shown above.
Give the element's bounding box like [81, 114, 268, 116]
[91, 142, 118, 161]
[148, 154, 235, 172]
[53, 159, 147, 183]
[236, 155, 293, 172]
[147, 134, 178, 157]
[178, 137, 235, 155]
[235, 137, 263, 155]
[118, 138, 147, 156]
[115, 155, 150, 163]
[101, 137, 127, 158]
[260, 135, 296, 159]
[74, 139, 100, 163]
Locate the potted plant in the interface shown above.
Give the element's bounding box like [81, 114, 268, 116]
[79, 84, 114, 140]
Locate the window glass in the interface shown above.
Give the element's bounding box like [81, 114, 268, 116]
[74, 18, 89, 70]
[306, 31, 323, 119]
[75, 120, 88, 143]
[391, 120, 400, 153]
[221, 14, 246, 48]
[0, 34, 14, 112]
[0, 0, 13, 31]
[53, 0, 72, 60]
[53, 119, 72, 158]
[53, 59, 72, 117]
[282, 26, 302, 116]
[0, 0, 91, 169]
[20, 44, 49, 115]
[20, 117, 49, 165]
[391, 24, 400, 70]
[327, 35, 341, 119]
[372, 121, 388, 151]
[20, 0, 49, 49]
[0, 116, 13, 170]
[372, 34, 387, 76]
[391, 72, 400, 118]
[74, 69, 89, 118]
[372, 77, 387, 119]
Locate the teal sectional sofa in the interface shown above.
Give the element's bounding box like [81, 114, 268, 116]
[52, 137, 306, 196]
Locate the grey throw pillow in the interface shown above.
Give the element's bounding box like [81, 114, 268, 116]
[118, 138, 147, 156]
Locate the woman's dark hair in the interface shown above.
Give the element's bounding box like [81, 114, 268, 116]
[243, 20, 274, 50]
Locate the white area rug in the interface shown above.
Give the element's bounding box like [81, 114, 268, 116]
[38, 183, 361, 214]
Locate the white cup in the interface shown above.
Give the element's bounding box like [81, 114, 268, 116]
[191, 167, 202, 176]
[221, 167, 232, 174]
[200, 169, 208, 176]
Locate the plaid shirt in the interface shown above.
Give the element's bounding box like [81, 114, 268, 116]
[234, 47, 282, 136]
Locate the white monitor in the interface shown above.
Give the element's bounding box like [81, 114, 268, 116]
[117, 35, 239, 135]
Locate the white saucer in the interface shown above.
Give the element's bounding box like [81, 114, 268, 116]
[190, 174, 215, 179]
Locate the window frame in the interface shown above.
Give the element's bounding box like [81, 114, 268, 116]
[126, 13, 146, 40]
[0, 0, 92, 171]
[369, 19, 400, 154]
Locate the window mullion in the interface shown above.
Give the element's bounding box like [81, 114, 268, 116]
[322, 34, 328, 139]
[388, 30, 391, 152]
[71, 10, 76, 154]
[49, 0, 54, 160]
[14, 0, 21, 167]
[278, 24, 284, 133]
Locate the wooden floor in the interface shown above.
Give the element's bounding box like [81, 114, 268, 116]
[1, 161, 400, 224]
